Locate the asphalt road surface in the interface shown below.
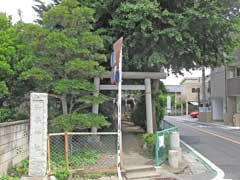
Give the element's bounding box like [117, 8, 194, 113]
[165, 116, 240, 180]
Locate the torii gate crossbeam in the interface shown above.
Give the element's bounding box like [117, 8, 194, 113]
[92, 71, 166, 133]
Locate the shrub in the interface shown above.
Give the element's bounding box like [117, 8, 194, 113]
[8, 160, 29, 178]
[0, 108, 12, 122]
[0, 176, 19, 180]
[51, 146, 100, 170]
[55, 169, 70, 180]
[143, 133, 156, 158]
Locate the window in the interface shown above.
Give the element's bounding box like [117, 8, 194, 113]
[237, 96, 240, 113]
[192, 88, 200, 93]
[236, 67, 240, 77]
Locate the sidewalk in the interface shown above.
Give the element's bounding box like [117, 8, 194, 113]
[73, 119, 218, 179]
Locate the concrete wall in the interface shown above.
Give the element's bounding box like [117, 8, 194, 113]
[0, 120, 29, 175]
[212, 98, 224, 121]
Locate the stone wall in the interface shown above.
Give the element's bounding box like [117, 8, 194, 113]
[0, 120, 29, 175]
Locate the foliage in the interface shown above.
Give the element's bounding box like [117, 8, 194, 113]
[0, 13, 15, 99]
[51, 147, 100, 170]
[0, 176, 18, 180]
[157, 94, 167, 126]
[0, 0, 110, 130]
[51, 113, 110, 131]
[0, 108, 12, 122]
[32, 0, 240, 129]
[143, 133, 156, 158]
[55, 169, 70, 180]
[156, 82, 167, 128]
[8, 160, 29, 178]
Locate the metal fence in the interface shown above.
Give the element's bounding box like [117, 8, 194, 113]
[48, 132, 118, 173]
[155, 120, 178, 166]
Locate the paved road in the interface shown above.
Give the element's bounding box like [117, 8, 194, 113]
[165, 116, 240, 180]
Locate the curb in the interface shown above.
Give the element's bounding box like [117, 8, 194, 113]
[180, 140, 230, 180]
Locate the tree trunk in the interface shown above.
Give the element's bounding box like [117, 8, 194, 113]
[152, 80, 160, 131]
[61, 94, 73, 153]
[62, 94, 68, 115]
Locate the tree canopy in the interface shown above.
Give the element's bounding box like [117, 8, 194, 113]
[0, 1, 110, 131]
[34, 0, 240, 72]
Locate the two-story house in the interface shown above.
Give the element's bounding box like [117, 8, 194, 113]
[211, 61, 240, 126]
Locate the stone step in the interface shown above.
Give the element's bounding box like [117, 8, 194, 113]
[125, 170, 161, 180]
[124, 165, 155, 173]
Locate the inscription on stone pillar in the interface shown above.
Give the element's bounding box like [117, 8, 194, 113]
[29, 93, 48, 177]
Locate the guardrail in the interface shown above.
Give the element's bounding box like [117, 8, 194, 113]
[155, 120, 178, 166]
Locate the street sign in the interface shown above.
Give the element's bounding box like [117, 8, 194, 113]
[114, 37, 123, 64]
[111, 37, 123, 85]
[111, 52, 115, 68]
[167, 95, 171, 113]
[159, 135, 165, 148]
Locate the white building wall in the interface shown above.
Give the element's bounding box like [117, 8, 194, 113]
[212, 98, 224, 121]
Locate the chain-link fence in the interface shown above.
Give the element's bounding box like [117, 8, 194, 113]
[48, 132, 118, 173]
[155, 120, 178, 166]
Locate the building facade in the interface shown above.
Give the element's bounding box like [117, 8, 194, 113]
[211, 62, 240, 126]
[179, 76, 211, 115]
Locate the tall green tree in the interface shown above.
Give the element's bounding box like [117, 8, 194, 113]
[110, 0, 240, 125]
[33, 0, 240, 129]
[21, 0, 109, 131]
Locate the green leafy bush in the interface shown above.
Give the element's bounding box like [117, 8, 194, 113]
[55, 169, 70, 180]
[51, 113, 110, 132]
[8, 160, 29, 178]
[0, 108, 12, 122]
[143, 133, 156, 158]
[51, 147, 100, 170]
[0, 176, 19, 180]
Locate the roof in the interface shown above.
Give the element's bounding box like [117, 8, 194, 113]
[165, 85, 181, 93]
[180, 77, 201, 85]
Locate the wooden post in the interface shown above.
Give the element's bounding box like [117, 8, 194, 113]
[64, 131, 69, 169]
[47, 134, 51, 172]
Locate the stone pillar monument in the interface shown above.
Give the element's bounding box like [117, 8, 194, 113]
[28, 93, 48, 178]
[92, 77, 100, 132]
[145, 78, 153, 133]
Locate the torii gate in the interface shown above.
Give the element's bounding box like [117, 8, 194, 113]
[92, 71, 166, 133]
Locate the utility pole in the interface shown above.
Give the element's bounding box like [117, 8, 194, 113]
[202, 66, 207, 108]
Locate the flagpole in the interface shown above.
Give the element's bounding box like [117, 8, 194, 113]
[117, 38, 123, 180]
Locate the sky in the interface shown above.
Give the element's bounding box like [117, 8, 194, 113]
[0, 0, 210, 85]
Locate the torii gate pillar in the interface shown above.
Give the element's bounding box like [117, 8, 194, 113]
[145, 78, 153, 133]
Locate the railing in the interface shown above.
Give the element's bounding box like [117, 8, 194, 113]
[155, 120, 178, 166]
[48, 132, 118, 173]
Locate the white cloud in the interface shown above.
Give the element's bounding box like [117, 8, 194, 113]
[161, 68, 211, 85]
